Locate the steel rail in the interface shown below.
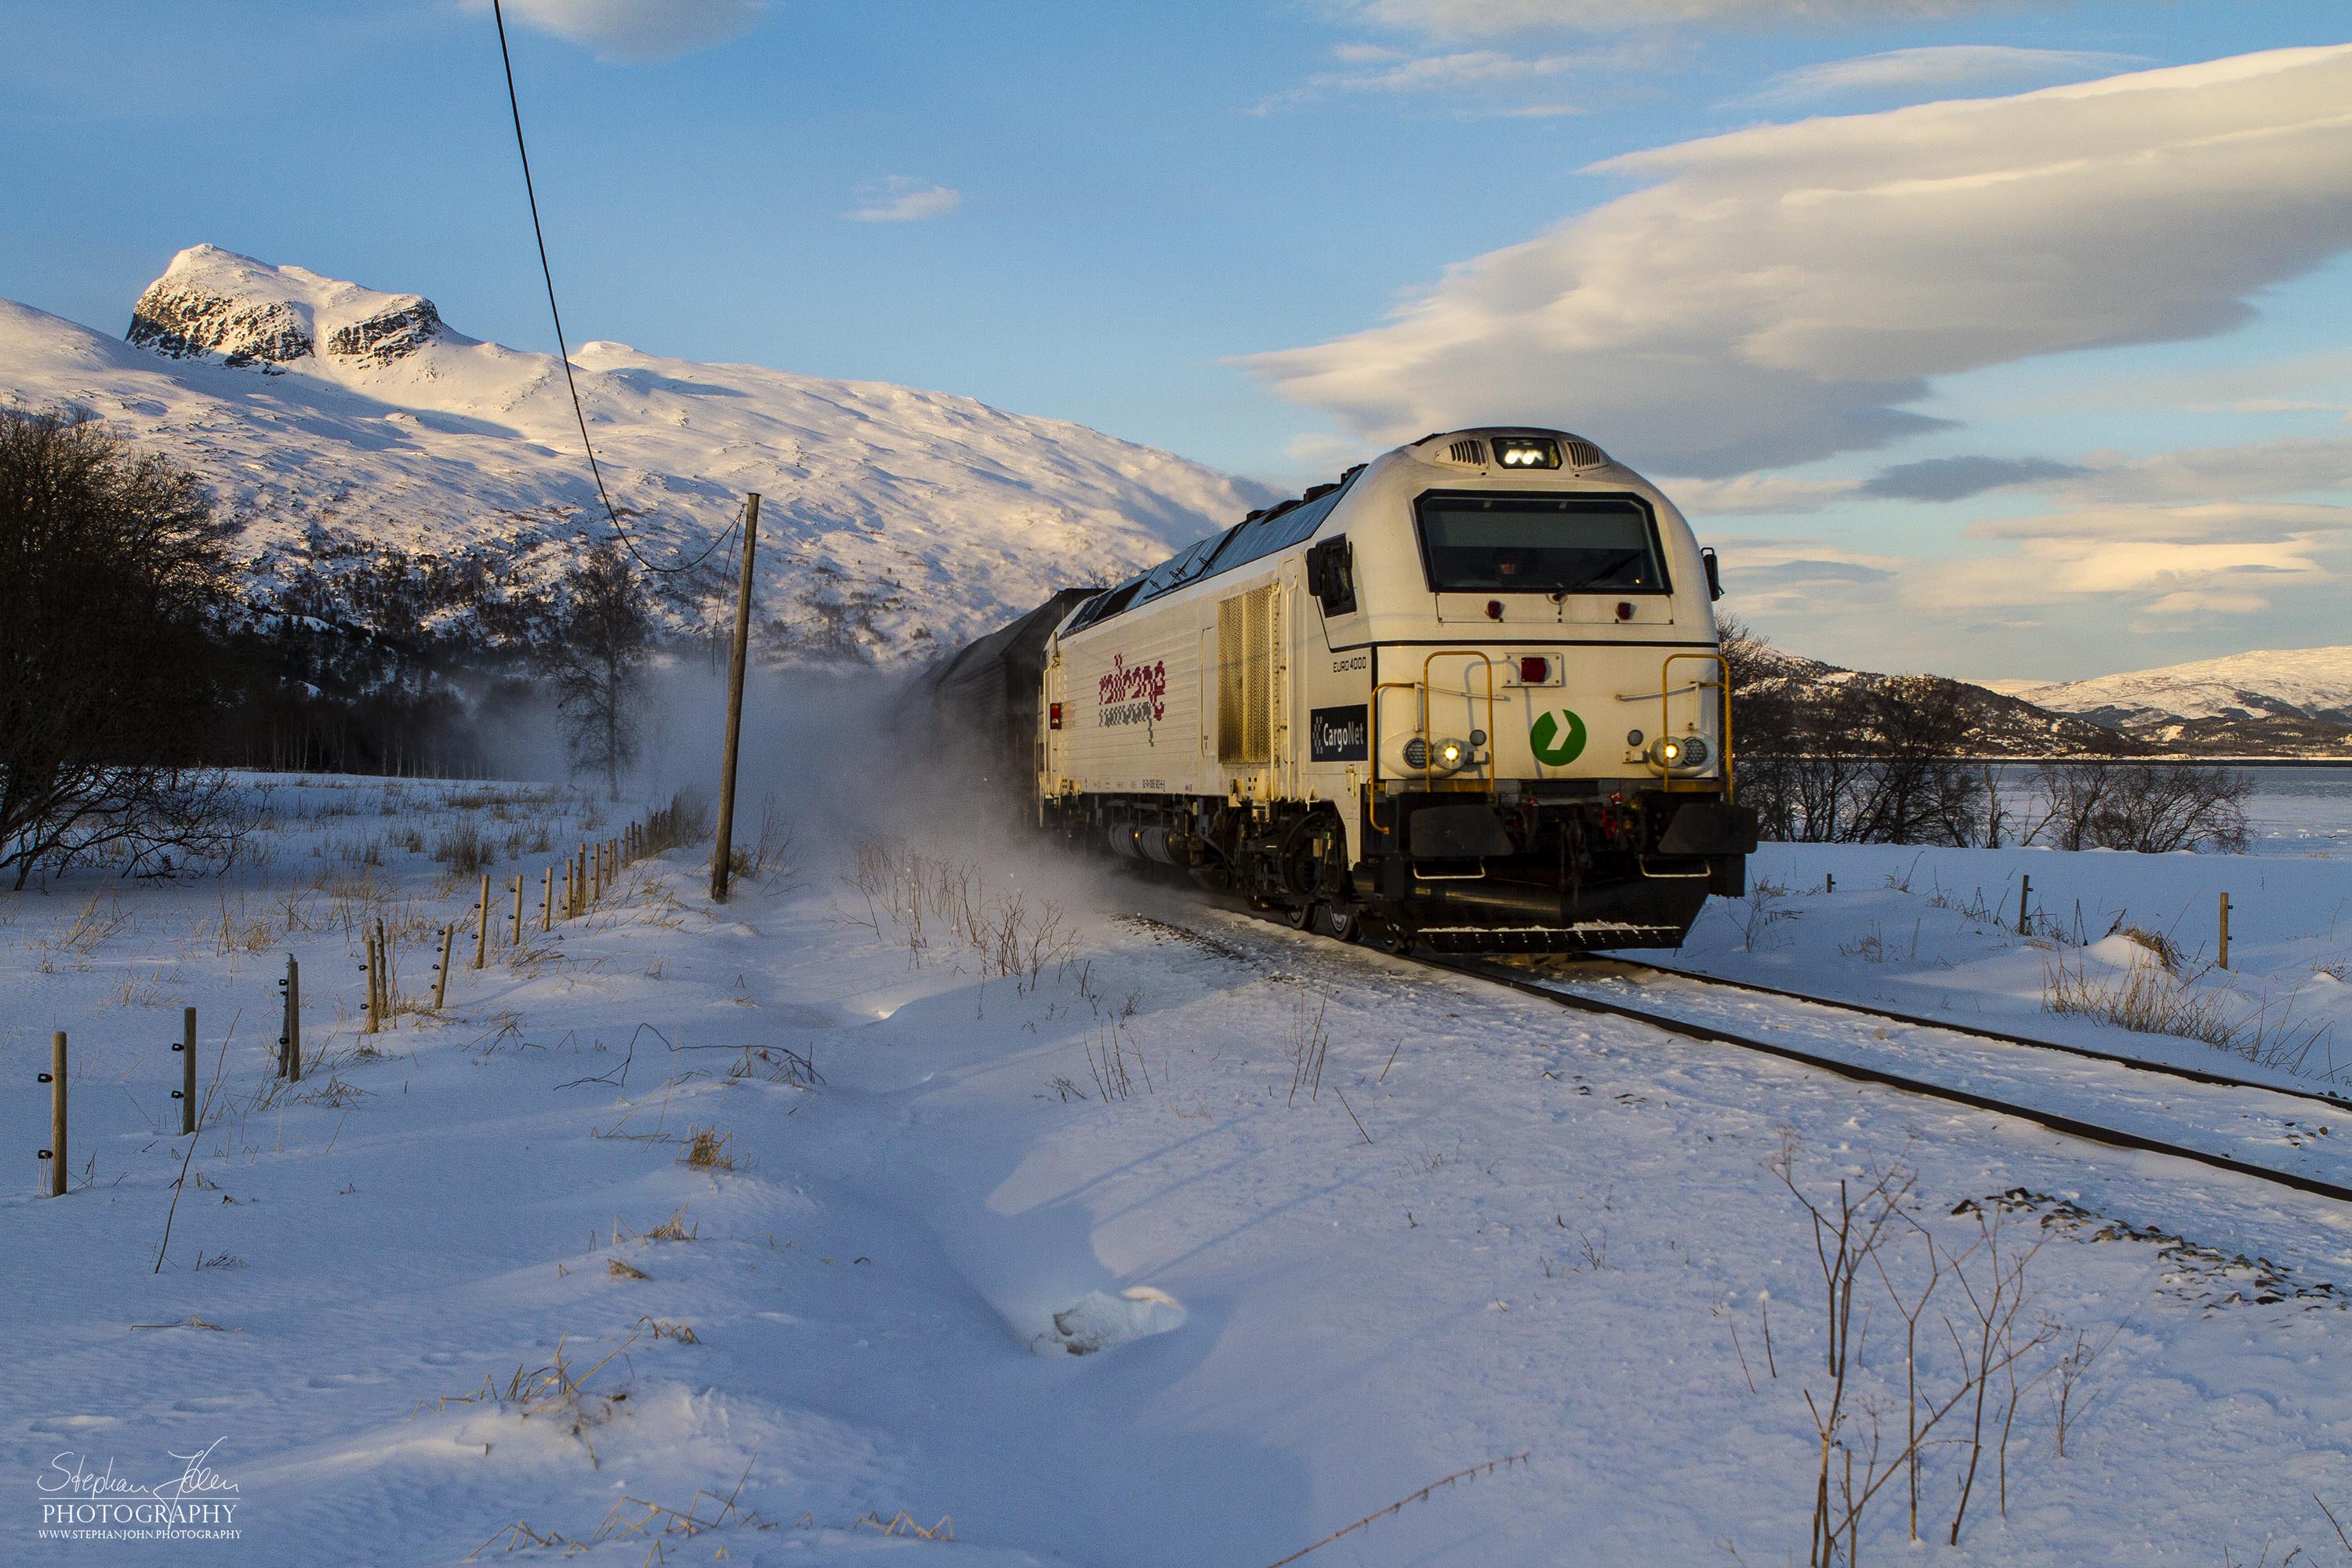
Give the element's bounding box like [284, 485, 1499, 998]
[1577, 953, 2350, 1111]
[1421, 954, 2352, 1206]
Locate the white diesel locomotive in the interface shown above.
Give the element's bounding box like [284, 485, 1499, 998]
[922, 427, 1756, 953]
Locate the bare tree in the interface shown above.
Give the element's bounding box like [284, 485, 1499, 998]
[2031, 761, 2251, 854]
[543, 541, 652, 798]
[0, 408, 246, 889]
[1721, 619, 1985, 848]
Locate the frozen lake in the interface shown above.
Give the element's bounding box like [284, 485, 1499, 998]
[1976, 762, 2352, 858]
[2239, 764, 2352, 858]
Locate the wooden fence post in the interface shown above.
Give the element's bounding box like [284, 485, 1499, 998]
[2219, 891, 2231, 971]
[176, 1006, 195, 1136]
[286, 956, 302, 1081]
[510, 873, 524, 949]
[434, 924, 455, 1011]
[474, 873, 491, 970]
[42, 1032, 67, 1196]
[2016, 873, 2031, 936]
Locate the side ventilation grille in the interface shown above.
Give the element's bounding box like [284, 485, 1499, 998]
[1217, 586, 1276, 765]
[1447, 439, 1485, 466]
[1563, 437, 1606, 469]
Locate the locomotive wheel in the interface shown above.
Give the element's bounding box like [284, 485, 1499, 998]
[1286, 900, 1316, 931]
[1317, 903, 1360, 942]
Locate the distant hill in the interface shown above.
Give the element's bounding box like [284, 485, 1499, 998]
[1728, 640, 2143, 759]
[1978, 645, 2352, 756]
[0, 244, 1271, 665]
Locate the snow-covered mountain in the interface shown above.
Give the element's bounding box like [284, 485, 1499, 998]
[1, 245, 1271, 662]
[1989, 646, 2352, 727]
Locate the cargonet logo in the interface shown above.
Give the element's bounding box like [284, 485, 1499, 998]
[1530, 709, 1588, 766]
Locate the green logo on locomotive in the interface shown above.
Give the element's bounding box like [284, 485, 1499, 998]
[1529, 708, 1588, 766]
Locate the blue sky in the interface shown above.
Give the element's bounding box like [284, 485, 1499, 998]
[3, 1, 2350, 678]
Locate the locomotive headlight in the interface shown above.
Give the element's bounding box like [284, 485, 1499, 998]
[1646, 735, 1708, 772]
[1494, 437, 1562, 470]
[1405, 736, 1471, 775]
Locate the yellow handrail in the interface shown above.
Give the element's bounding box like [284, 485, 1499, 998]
[1366, 651, 1497, 833]
[1658, 650, 1733, 799]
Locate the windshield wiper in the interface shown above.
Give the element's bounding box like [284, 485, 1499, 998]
[1547, 550, 1646, 600]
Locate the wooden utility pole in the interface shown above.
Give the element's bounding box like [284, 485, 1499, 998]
[712, 492, 760, 902]
[177, 1007, 196, 1136]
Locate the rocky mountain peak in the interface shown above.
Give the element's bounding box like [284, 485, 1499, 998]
[125, 244, 445, 371]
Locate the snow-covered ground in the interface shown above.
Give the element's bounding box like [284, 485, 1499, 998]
[1655, 837, 2352, 1094]
[7, 776, 2352, 1565]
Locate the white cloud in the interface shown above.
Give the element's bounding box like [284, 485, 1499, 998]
[2060, 438, 2352, 506]
[484, 0, 763, 64]
[1695, 535, 1901, 617]
[1742, 45, 2140, 105]
[1253, 43, 1621, 112]
[841, 179, 964, 224]
[1334, 0, 2092, 39]
[1661, 473, 1857, 514]
[1901, 501, 2352, 619]
[1243, 47, 2352, 477]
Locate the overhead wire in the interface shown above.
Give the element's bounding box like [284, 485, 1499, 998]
[489, 0, 741, 578]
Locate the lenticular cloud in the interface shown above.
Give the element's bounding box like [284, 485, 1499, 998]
[1244, 45, 2352, 477]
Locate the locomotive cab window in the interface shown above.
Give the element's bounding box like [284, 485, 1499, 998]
[1414, 492, 1668, 596]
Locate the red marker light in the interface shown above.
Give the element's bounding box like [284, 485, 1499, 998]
[1485, 600, 1504, 620]
[1615, 601, 1634, 621]
[1049, 702, 1063, 731]
[1519, 655, 1548, 684]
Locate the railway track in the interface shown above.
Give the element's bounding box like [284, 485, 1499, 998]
[1417, 951, 2352, 1205]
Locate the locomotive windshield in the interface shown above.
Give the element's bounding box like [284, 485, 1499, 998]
[1414, 492, 1668, 595]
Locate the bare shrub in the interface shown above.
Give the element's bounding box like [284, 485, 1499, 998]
[2043, 951, 2332, 1069]
[423, 1332, 637, 1465]
[1083, 1020, 1149, 1102]
[432, 822, 495, 875]
[2031, 761, 2252, 854]
[641, 789, 710, 858]
[1730, 879, 1795, 951]
[678, 1127, 735, 1171]
[750, 793, 794, 880]
[844, 834, 1076, 996]
[2107, 916, 2183, 975]
[1755, 1139, 2074, 1564]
